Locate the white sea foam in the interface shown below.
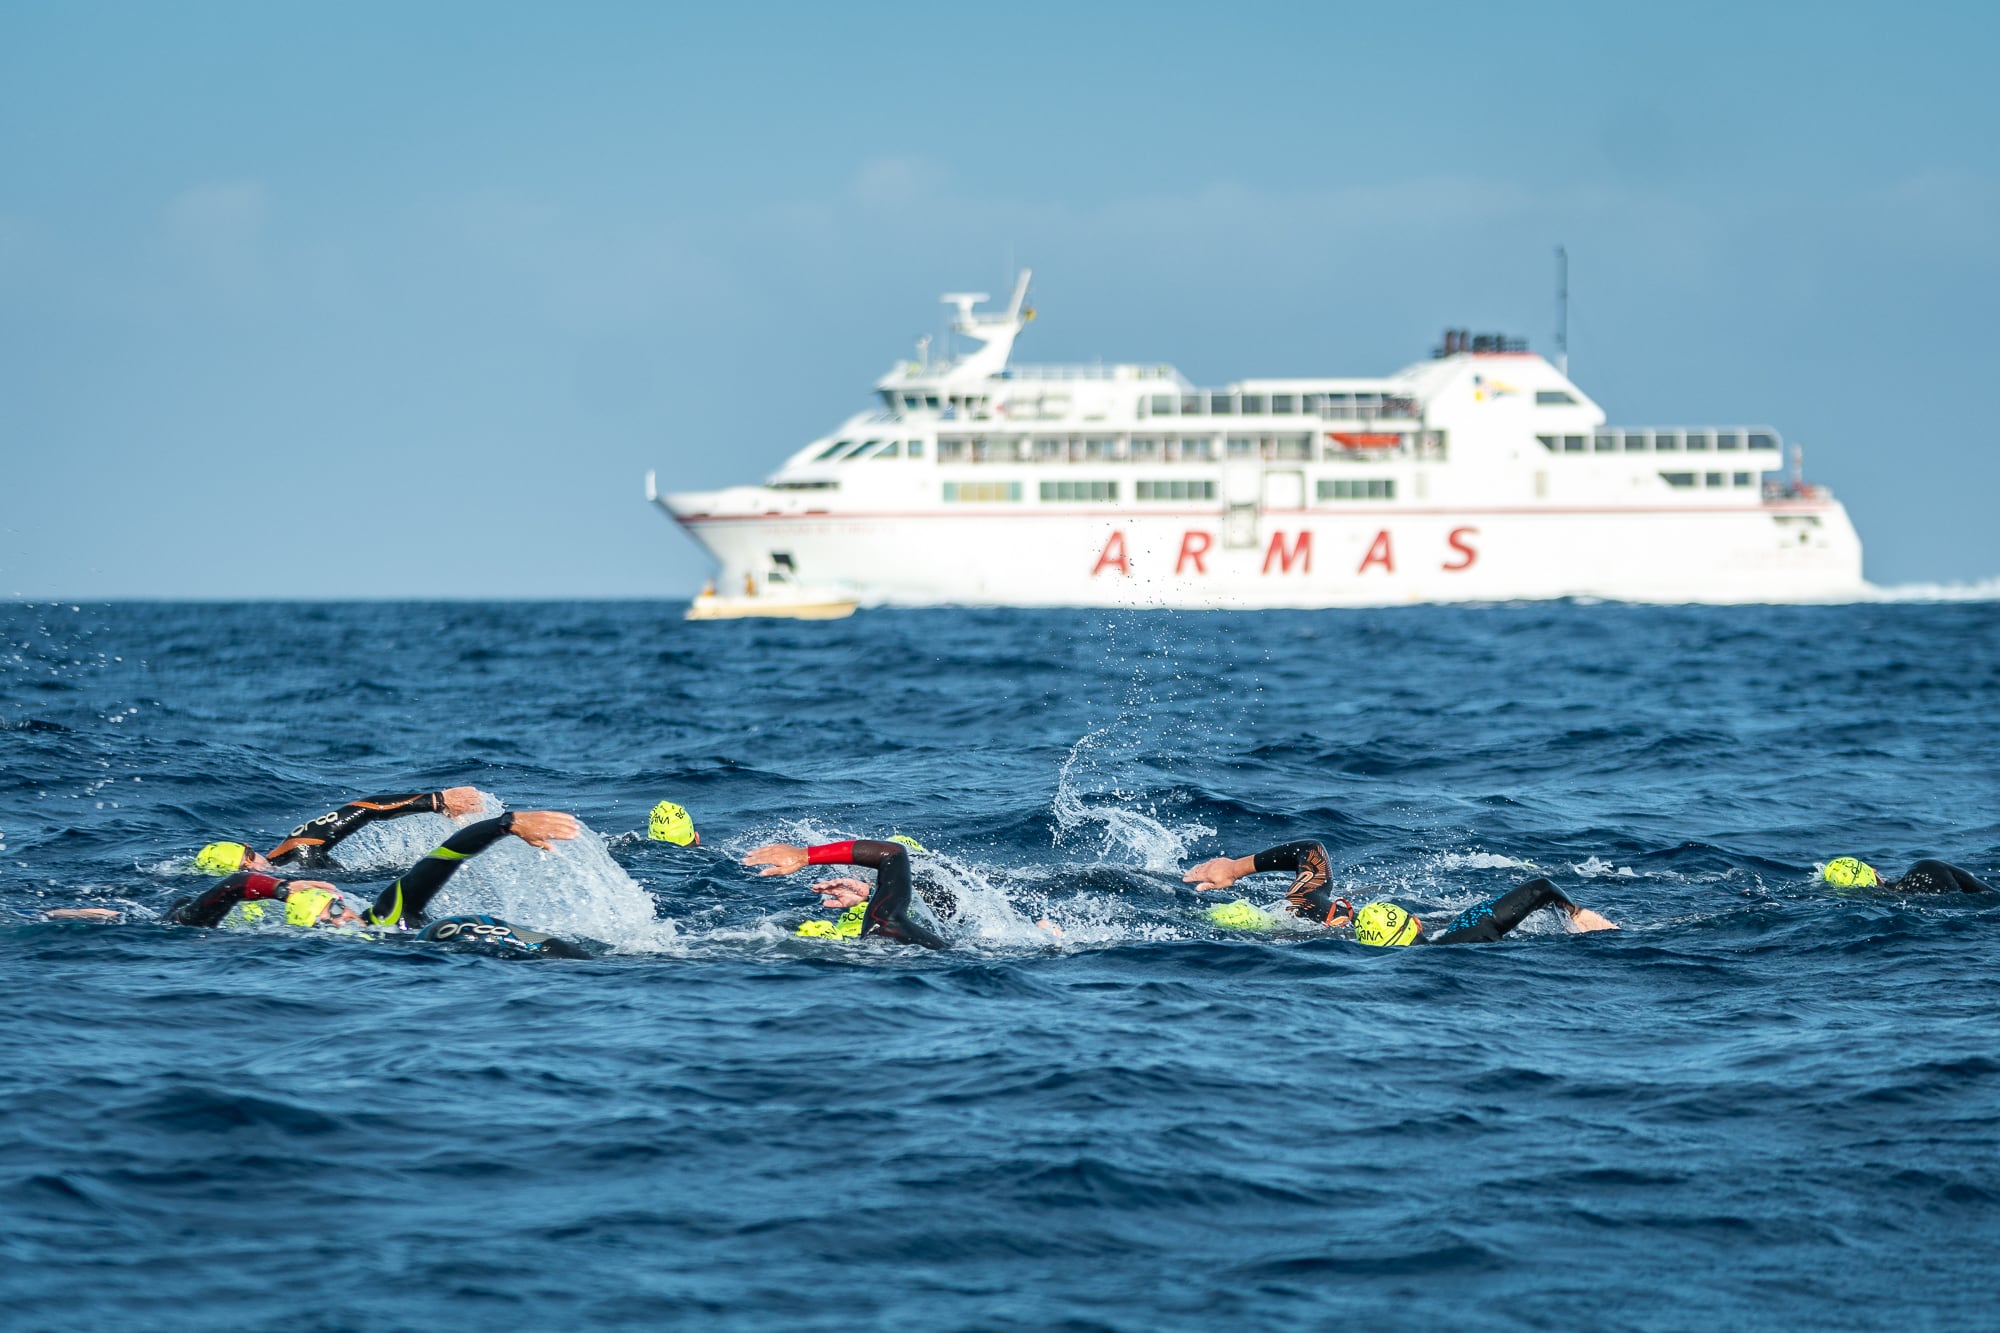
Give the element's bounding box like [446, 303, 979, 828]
[1568, 855, 1638, 879]
[1050, 728, 1212, 872]
[420, 815, 680, 954]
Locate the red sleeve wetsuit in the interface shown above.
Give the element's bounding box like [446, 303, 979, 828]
[1247, 840, 1580, 943]
[171, 814, 585, 957]
[265, 790, 460, 869]
[806, 840, 947, 949]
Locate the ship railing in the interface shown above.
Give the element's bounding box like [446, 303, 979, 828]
[1139, 393, 1420, 421]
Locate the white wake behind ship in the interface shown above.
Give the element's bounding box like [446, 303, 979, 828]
[650, 272, 1863, 610]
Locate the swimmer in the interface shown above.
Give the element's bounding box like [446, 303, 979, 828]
[647, 800, 701, 847]
[193, 786, 491, 875]
[170, 810, 591, 957]
[1820, 856, 1992, 893]
[744, 837, 947, 949]
[1183, 839, 1616, 945]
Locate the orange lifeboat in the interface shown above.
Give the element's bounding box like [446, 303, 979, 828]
[1328, 432, 1401, 450]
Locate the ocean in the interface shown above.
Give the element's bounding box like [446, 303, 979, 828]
[3, 599, 1996, 1331]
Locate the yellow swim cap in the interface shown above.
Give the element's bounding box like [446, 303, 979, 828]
[1822, 857, 1880, 888]
[194, 842, 249, 876]
[285, 887, 339, 928]
[648, 801, 696, 845]
[1353, 901, 1421, 947]
[888, 835, 927, 854]
[796, 903, 866, 939]
[1206, 899, 1274, 930]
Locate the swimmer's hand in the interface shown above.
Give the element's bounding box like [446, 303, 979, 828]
[814, 877, 870, 909]
[1183, 856, 1251, 891]
[41, 908, 122, 923]
[442, 786, 489, 817]
[745, 843, 807, 876]
[1567, 907, 1618, 933]
[509, 811, 580, 849]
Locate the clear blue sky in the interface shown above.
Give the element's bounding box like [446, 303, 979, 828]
[4, 1, 1995, 597]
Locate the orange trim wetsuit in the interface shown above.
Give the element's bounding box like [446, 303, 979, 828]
[265, 790, 460, 868]
[1249, 840, 1579, 943]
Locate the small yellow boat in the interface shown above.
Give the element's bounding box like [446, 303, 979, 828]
[684, 578, 858, 621]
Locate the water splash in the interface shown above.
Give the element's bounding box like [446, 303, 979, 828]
[1050, 728, 1212, 872]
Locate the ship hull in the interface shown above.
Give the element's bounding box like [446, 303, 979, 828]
[663, 500, 1866, 608]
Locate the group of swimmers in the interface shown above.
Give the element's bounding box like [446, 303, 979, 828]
[30, 786, 1995, 957]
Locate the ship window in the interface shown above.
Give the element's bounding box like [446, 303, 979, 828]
[902, 395, 920, 410]
[1273, 434, 1312, 461]
[1685, 431, 1711, 451]
[1130, 437, 1159, 460]
[1210, 393, 1237, 415]
[1655, 432, 1680, 451]
[1040, 480, 1118, 502]
[1177, 437, 1215, 462]
[1353, 394, 1380, 416]
[908, 439, 925, 458]
[1227, 437, 1255, 457]
[1660, 472, 1695, 488]
[943, 481, 1022, 502]
[937, 438, 966, 460]
[1272, 394, 1295, 413]
[1705, 472, 1724, 488]
[812, 440, 849, 461]
[1302, 393, 1326, 414]
[1318, 478, 1396, 500]
[1180, 395, 1205, 415]
[870, 440, 902, 460]
[1624, 432, 1649, 451]
[1717, 432, 1741, 450]
[1536, 435, 1557, 452]
[1733, 472, 1753, 487]
[1564, 435, 1585, 452]
[1325, 394, 1352, 416]
[1150, 395, 1177, 415]
[973, 438, 1020, 463]
[924, 396, 941, 410]
[1084, 438, 1119, 460]
[1240, 394, 1266, 414]
[1136, 479, 1217, 501]
[1595, 435, 1617, 452]
[1536, 390, 1577, 405]
[1748, 433, 1778, 450]
[844, 438, 884, 460]
[768, 480, 839, 492]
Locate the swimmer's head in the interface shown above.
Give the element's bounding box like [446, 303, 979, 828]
[1353, 901, 1421, 947]
[888, 835, 927, 854]
[1206, 899, 1273, 931]
[284, 887, 336, 927]
[194, 841, 250, 876]
[648, 801, 698, 846]
[1821, 857, 1879, 888]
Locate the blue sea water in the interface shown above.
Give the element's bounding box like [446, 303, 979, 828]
[2, 599, 1998, 1331]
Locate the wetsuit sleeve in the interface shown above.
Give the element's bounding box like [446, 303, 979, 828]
[267, 791, 449, 868]
[1889, 860, 1994, 893]
[1249, 840, 1342, 923]
[366, 814, 515, 929]
[803, 840, 948, 949]
[1427, 878, 1577, 945]
[168, 872, 290, 927]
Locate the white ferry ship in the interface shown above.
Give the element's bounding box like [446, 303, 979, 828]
[649, 272, 1864, 609]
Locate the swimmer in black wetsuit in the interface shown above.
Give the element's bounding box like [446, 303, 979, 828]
[1821, 856, 1993, 893]
[169, 811, 591, 957]
[1182, 840, 1617, 945]
[744, 839, 948, 949]
[193, 786, 491, 875]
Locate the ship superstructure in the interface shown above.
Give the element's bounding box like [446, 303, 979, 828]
[649, 272, 1863, 608]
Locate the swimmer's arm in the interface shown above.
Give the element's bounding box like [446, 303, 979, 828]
[40, 908, 122, 922]
[1182, 855, 1259, 891]
[169, 872, 291, 927]
[266, 788, 489, 865]
[813, 877, 871, 909]
[745, 840, 904, 875]
[366, 811, 578, 927]
[1183, 841, 1326, 890]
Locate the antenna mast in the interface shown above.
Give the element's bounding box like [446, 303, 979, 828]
[1555, 245, 1569, 377]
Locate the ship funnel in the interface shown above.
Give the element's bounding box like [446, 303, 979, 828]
[937, 269, 1033, 380]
